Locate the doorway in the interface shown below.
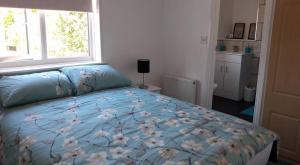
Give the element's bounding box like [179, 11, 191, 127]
[209, 0, 271, 123]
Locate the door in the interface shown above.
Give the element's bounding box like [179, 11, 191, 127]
[223, 62, 241, 100]
[262, 0, 300, 162]
[214, 61, 224, 93]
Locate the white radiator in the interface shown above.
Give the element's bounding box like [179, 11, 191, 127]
[162, 75, 197, 104]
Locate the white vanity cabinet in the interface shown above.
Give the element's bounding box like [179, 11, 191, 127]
[214, 52, 252, 101]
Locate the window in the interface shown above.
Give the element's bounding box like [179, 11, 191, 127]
[0, 7, 96, 66]
[45, 10, 89, 58]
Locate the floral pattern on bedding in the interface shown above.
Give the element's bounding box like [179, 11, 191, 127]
[0, 87, 277, 165]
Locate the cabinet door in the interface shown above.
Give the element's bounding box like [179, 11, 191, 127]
[223, 62, 241, 99]
[214, 61, 224, 91]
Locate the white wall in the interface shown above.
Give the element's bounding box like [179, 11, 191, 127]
[100, 0, 216, 107]
[100, 0, 163, 86]
[218, 0, 258, 39]
[162, 0, 214, 106]
[218, 0, 234, 39]
[232, 0, 258, 38]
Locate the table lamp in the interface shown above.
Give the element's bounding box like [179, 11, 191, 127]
[137, 59, 150, 89]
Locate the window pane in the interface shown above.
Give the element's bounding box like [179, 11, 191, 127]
[0, 8, 41, 63]
[45, 10, 89, 58]
[26, 9, 42, 60]
[0, 8, 27, 62]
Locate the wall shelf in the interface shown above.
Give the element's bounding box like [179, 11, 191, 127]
[218, 39, 262, 42]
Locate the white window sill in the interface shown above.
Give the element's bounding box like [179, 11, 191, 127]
[0, 61, 104, 76]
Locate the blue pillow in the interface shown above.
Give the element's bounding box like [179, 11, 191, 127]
[0, 71, 72, 108]
[60, 65, 131, 95]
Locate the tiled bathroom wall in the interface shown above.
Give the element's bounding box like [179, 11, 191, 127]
[217, 40, 261, 57]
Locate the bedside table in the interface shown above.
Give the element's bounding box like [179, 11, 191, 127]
[134, 84, 162, 93]
[146, 85, 162, 94]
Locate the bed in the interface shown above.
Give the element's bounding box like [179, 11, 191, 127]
[0, 64, 278, 165]
[0, 86, 278, 165]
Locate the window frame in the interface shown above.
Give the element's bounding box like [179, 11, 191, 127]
[0, 8, 98, 68]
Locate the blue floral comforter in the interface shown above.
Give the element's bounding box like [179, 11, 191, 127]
[0, 87, 277, 165]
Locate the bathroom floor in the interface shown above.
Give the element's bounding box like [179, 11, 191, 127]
[212, 95, 254, 122]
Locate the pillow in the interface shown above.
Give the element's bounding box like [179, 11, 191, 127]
[0, 71, 72, 108]
[60, 65, 131, 95]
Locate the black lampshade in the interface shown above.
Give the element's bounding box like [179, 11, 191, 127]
[137, 59, 150, 73]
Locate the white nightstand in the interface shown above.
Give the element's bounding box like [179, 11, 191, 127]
[146, 85, 162, 94]
[134, 84, 162, 93]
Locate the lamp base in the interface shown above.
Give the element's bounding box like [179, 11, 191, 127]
[139, 84, 148, 89]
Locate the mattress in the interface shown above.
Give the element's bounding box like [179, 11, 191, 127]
[247, 142, 273, 165]
[0, 87, 278, 164]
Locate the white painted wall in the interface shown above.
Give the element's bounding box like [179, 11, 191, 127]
[100, 0, 217, 107]
[100, 0, 163, 86]
[232, 0, 258, 38]
[162, 0, 214, 106]
[218, 0, 234, 39]
[218, 0, 258, 39]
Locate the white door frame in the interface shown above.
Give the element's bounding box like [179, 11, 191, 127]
[253, 0, 276, 125]
[204, 0, 220, 108]
[206, 0, 277, 125]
